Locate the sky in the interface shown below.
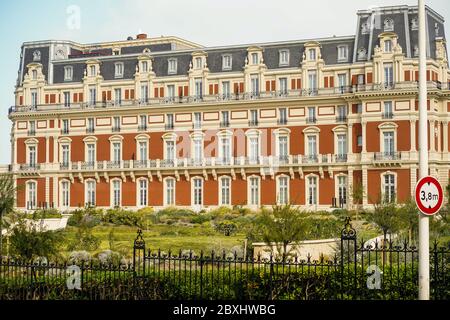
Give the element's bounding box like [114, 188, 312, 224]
[0, 0, 448, 164]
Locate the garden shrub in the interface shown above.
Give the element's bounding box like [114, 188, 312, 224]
[29, 208, 62, 219]
[102, 208, 144, 227]
[215, 220, 238, 236]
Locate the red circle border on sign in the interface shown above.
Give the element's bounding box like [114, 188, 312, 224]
[415, 176, 443, 215]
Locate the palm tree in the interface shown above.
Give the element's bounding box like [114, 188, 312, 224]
[0, 174, 16, 256]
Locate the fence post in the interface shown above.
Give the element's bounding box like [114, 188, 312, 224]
[199, 251, 204, 299]
[133, 229, 146, 298]
[432, 240, 438, 300]
[340, 217, 357, 299]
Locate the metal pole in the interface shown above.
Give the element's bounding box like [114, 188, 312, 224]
[418, 0, 430, 300]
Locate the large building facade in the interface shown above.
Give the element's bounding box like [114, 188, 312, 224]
[7, 5, 450, 212]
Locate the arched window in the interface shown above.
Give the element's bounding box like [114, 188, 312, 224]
[85, 179, 96, 207]
[26, 180, 37, 210]
[60, 180, 70, 209]
[110, 179, 122, 208]
[219, 176, 231, 206]
[276, 175, 289, 205]
[163, 177, 176, 206]
[137, 178, 148, 207]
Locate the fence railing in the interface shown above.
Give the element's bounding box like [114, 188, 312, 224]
[0, 218, 448, 300]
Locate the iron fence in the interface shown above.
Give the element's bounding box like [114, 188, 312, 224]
[0, 218, 448, 300]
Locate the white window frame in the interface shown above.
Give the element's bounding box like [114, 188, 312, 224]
[26, 180, 37, 210]
[247, 175, 261, 207]
[217, 130, 233, 163]
[83, 136, 97, 163]
[381, 172, 397, 203]
[25, 138, 39, 166]
[60, 179, 70, 209]
[219, 176, 232, 206]
[85, 179, 96, 207]
[308, 49, 316, 60]
[135, 134, 150, 161]
[246, 129, 261, 163]
[64, 66, 73, 81]
[273, 128, 290, 159]
[337, 45, 349, 62]
[162, 133, 177, 161]
[332, 125, 348, 156]
[109, 135, 124, 163]
[279, 49, 290, 66]
[110, 178, 122, 208]
[335, 174, 348, 206]
[303, 127, 320, 158]
[222, 54, 232, 71]
[276, 175, 290, 205]
[137, 178, 148, 208]
[306, 174, 319, 206]
[378, 122, 398, 154]
[191, 177, 204, 208]
[114, 62, 124, 78]
[168, 58, 177, 75]
[164, 177, 176, 206]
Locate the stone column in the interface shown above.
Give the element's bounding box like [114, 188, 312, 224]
[347, 124, 353, 155]
[410, 119, 416, 151]
[362, 165, 368, 207]
[361, 120, 367, 153]
[347, 167, 354, 209]
[443, 121, 449, 153]
[430, 120, 435, 152]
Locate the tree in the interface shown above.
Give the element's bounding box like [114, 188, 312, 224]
[367, 196, 402, 243]
[398, 197, 419, 244]
[350, 180, 364, 220]
[9, 213, 65, 260]
[0, 174, 16, 256]
[67, 215, 100, 252]
[257, 204, 306, 261]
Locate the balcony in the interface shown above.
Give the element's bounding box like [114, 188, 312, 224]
[248, 120, 259, 127]
[138, 125, 148, 132]
[382, 112, 394, 119]
[86, 127, 95, 134]
[112, 126, 121, 133]
[219, 121, 230, 128]
[277, 119, 288, 125]
[334, 154, 348, 162]
[306, 117, 317, 124]
[373, 152, 401, 161]
[19, 163, 40, 171]
[165, 124, 174, 131]
[303, 154, 318, 163]
[61, 129, 69, 135]
[27, 129, 36, 136]
[336, 115, 347, 123]
[192, 123, 202, 130]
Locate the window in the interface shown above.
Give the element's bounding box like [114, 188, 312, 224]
[195, 57, 202, 69]
[165, 140, 175, 161]
[384, 18, 394, 32]
[140, 84, 148, 103]
[383, 132, 395, 155]
[222, 54, 232, 70]
[222, 81, 230, 98]
[383, 174, 395, 203]
[307, 176, 318, 205]
[278, 136, 288, 160]
[31, 89, 38, 108]
[86, 180, 96, 206]
[357, 74, 365, 85]
[64, 66, 73, 81]
[114, 62, 124, 78]
[164, 178, 175, 206]
[32, 70, 37, 80]
[384, 40, 392, 53]
[249, 177, 260, 206]
[250, 75, 259, 96]
[338, 74, 347, 89]
[61, 181, 70, 208]
[337, 105, 347, 121]
[278, 108, 287, 125]
[112, 180, 121, 207]
[337, 176, 347, 206]
[29, 121, 36, 135]
[87, 143, 95, 164]
[383, 101, 393, 118]
[249, 136, 259, 162]
[194, 78, 202, 98]
[28, 146, 36, 167]
[219, 135, 231, 163]
[337, 134, 347, 158]
[338, 45, 348, 61]
[89, 86, 96, 106]
[87, 118, 94, 133]
[27, 181, 37, 209]
[112, 142, 121, 163]
[251, 52, 258, 64]
[193, 138, 203, 162]
[307, 107, 316, 123]
[62, 119, 69, 134]
[220, 177, 231, 206]
[141, 61, 148, 73]
[139, 115, 147, 131]
[89, 65, 96, 76]
[138, 179, 148, 207]
[139, 141, 148, 161]
[384, 63, 393, 87]
[309, 49, 316, 60]
[357, 103, 363, 114]
[250, 110, 258, 126]
[61, 145, 70, 166]
[308, 70, 317, 91]
[279, 50, 289, 66]
[168, 58, 177, 74]
[307, 135, 317, 158]
[193, 112, 201, 129]
[114, 88, 122, 105]
[192, 178, 203, 206]
[277, 176, 289, 205]
[166, 114, 174, 130]
[279, 77, 288, 95]
[221, 111, 230, 127]
[167, 85, 176, 101]
[113, 116, 121, 132]
[63, 92, 71, 107]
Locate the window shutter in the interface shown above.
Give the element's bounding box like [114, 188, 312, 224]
[271, 80, 275, 91]
[209, 84, 214, 95]
[160, 87, 164, 98]
[214, 84, 218, 94]
[239, 82, 244, 93]
[266, 81, 271, 91]
[45, 94, 49, 104]
[125, 90, 129, 100]
[79, 93, 83, 102]
[130, 89, 135, 99]
[178, 86, 183, 97]
[366, 73, 373, 84]
[107, 91, 111, 101]
[234, 83, 239, 94]
[102, 91, 107, 102]
[324, 77, 329, 88]
[351, 75, 358, 85]
[73, 93, 78, 103]
[19, 96, 23, 105]
[184, 86, 188, 97]
[415, 71, 419, 81]
[404, 71, 411, 81]
[154, 87, 159, 98]
[297, 79, 302, 89]
[50, 94, 56, 103]
[426, 70, 430, 81]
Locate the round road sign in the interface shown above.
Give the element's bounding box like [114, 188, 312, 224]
[415, 176, 443, 215]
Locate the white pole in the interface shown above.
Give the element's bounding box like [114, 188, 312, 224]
[418, 0, 430, 300]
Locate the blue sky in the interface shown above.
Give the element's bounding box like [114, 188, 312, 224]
[0, 0, 448, 164]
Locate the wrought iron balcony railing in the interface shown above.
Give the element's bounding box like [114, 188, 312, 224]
[373, 152, 401, 161]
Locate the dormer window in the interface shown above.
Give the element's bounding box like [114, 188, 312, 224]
[222, 54, 232, 70]
[384, 40, 392, 53]
[195, 57, 202, 69]
[309, 49, 316, 60]
[383, 18, 394, 32]
[361, 21, 370, 34]
[113, 48, 120, 56]
[337, 45, 348, 62]
[279, 49, 289, 66]
[114, 62, 124, 78]
[64, 66, 73, 81]
[357, 48, 367, 61]
[168, 58, 177, 75]
[89, 65, 96, 76]
[32, 70, 37, 80]
[141, 61, 148, 73]
[251, 53, 258, 64]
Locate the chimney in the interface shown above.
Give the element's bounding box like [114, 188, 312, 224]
[136, 33, 148, 40]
